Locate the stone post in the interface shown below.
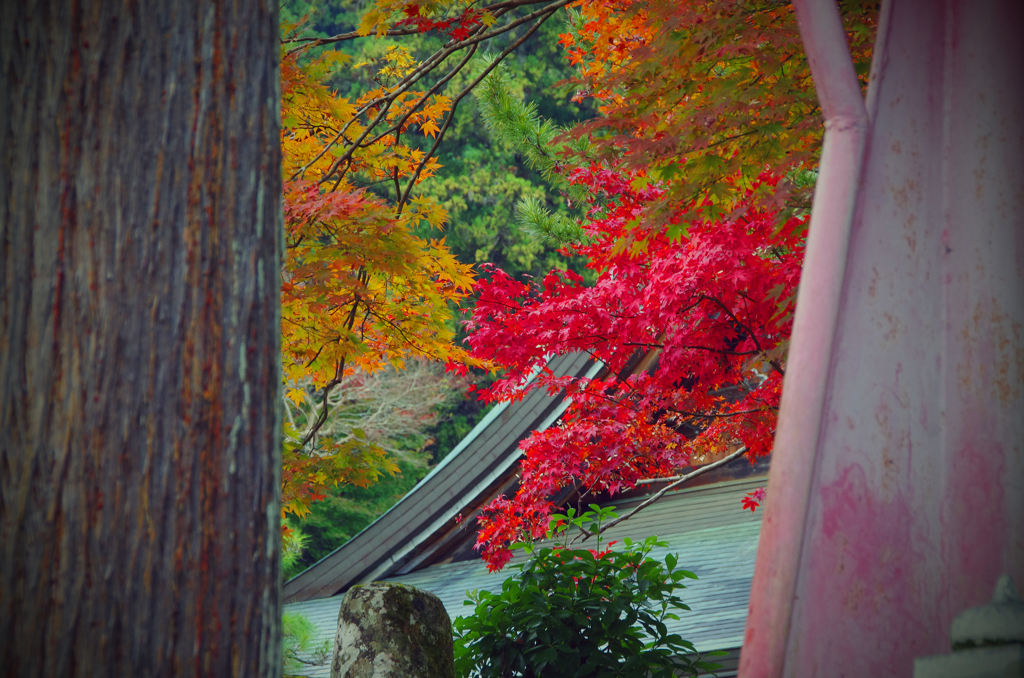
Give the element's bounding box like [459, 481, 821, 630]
[914, 575, 1024, 677]
[331, 582, 456, 678]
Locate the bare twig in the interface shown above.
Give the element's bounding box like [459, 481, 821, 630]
[578, 446, 748, 541]
[634, 446, 748, 485]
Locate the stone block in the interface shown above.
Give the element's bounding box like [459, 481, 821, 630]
[331, 582, 455, 678]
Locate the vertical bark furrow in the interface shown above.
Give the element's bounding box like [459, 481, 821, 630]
[1, 1, 281, 676]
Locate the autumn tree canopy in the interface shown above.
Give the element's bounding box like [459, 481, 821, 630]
[276, 0, 593, 519]
[460, 0, 877, 568]
[278, 0, 876, 566]
[279, 40, 479, 518]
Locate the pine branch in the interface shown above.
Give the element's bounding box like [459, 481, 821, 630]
[473, 60, 591, 246]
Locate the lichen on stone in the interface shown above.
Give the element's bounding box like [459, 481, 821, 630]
[331, 582, 455, 678]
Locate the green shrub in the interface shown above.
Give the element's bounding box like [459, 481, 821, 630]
[453, 506, 723, 677]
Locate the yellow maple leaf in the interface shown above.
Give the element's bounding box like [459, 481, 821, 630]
[421, 119, 441, 139]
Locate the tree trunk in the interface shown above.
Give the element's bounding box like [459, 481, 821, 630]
[0, 1, 282, 676]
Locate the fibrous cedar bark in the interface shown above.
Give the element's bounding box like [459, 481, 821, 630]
[0, 1, 282, 676]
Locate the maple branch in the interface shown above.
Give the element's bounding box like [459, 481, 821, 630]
[733, 289, 787, 377]
[287, 653, 332, 667]
[636, 446, 749, 486]
[364, 307, 446, 362]
[565, 384, 643, 413]
[299, 270, 368, 449]
[663, 407, 763, 420]
[291, 102, 373, 182]
[400, 8, 558, 204]
[284, 27, 421, 54]
[300, 357, 346, 450]
[293, 26, 482, 184]
[578, 446, 748, 542]
[391, 165, 401, 204]
[365, 43, 479, 157]
[312, 9, 496, 187]
[319, 99, 397, 186]
[305, 343, 326, 368]
[281, 0, 555, 53]
[620, 341, 664, 349]
[521, 330, 757, 360]
[670, 342, 757, 357]
[688, 128, 759, 154]
[354, 0, 570, 122]
[699, 294, 765, 356]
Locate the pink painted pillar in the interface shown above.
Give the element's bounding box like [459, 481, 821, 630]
[741, 1, 1024, 676]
